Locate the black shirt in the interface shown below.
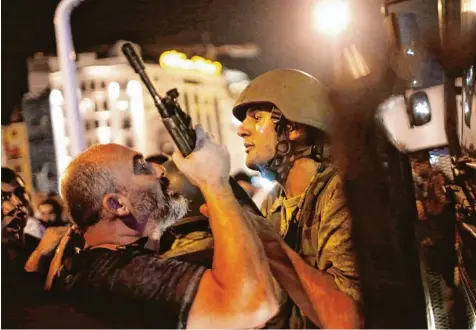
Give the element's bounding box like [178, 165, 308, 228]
[2, 246, 103, 329]
[53, 239, 206, 329]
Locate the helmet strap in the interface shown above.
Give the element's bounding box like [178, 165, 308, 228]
[259, 109, 325, 183]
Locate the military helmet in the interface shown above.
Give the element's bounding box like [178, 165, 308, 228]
[232, 68, 334, 134]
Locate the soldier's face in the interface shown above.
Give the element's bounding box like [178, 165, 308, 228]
[237, 109, 278, 170]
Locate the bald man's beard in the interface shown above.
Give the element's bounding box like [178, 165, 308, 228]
[134, 189, 189, 241]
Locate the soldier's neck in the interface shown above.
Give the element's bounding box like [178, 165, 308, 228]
[282, 158, 319, 198]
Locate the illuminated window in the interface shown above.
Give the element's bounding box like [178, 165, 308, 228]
[116, 100, 129, 111]
[183, 92, 190, 114]
[213, 97, 223, 143]
[194, 94, 201, 125]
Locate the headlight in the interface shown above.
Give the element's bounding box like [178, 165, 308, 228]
[409, 91, 432, 127]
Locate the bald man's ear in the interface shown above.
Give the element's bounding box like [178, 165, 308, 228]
[102, 193, 131, 217]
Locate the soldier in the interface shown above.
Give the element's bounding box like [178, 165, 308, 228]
[233, 68, 363, 328]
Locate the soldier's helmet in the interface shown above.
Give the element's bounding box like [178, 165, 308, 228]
[232, 68, 334, 134]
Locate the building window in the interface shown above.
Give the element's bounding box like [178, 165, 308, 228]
[194, 94, 202, 126]
[100, 81, 106, 89]
[90, 81, 96, 89]
[116, 100, 129, 111]
[125, 138, 134, 148]
[103, 100, 108, 111]
[95, 120, 100, 128]
[80, 82, 86, 91]
[214, 97, 223, 143]
[122, 118, 131, 129]
[183, 92, 190, 114]
[84, 121, 91, 131]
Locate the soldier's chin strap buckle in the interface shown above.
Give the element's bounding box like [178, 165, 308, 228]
[259, 106, 326, 183]
[270, 106, 282, 125]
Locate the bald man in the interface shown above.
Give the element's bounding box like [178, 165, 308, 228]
[52, 126, 278, 329]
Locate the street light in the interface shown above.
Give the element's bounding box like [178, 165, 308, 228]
[313, 0, 370, 81]
[313, 0, 351, 36]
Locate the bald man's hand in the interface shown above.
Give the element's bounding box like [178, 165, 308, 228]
[172, 125, 230, 189]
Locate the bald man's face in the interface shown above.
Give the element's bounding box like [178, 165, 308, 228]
[85, 144, 188, 239]
[125, 152, 188, 239]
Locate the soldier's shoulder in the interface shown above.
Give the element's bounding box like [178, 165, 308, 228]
[318, 166, 344, 199]
[315, 170, 350, 221]
[259, 183, 283, 216]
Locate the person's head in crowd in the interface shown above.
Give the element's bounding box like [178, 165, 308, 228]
[37, 197, 64, 227]
[1, 167, 30, 249]
[233, 171, 258, 197]
[1, 167, 32, 211]
[60, 144, 189, 244]
[410, 151, 433, 179]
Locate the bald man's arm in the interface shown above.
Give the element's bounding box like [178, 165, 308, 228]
[187, 181, 278, 328]
[172, 126, 278, 329]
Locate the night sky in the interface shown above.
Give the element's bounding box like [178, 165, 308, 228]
[3, 0, 358, 124]
[3, 0, 442, 125]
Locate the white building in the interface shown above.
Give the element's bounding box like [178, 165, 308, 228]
[26, 41, 250, 187]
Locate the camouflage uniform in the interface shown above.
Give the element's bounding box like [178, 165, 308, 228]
[261, 163, 361, 329]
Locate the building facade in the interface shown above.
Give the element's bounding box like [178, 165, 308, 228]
[25, 41, 250, 192]
[1, 122, 34, 192]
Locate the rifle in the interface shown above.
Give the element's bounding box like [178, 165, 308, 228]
[121, 43, 263, 216]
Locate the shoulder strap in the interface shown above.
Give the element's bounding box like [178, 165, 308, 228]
[284, 163, 338, 252]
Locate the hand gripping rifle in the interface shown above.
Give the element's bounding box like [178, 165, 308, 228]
[121, 43, 263, 216]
